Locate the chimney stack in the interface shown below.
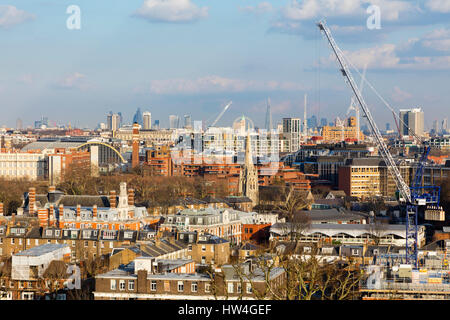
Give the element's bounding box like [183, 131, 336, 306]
[28, 187, 36, 214]
[76, 204, 81, 220]
[93, 205, 97, 221]
[128, 188, 135, 206]
[109, 190, 117, 208]
[49, 204, 54, 226]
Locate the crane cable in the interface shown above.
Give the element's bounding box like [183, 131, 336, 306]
[339, 51, 423, 144]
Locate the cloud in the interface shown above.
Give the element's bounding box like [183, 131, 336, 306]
[421, 28, 450, 52]
[318, 25, 450, 71]
[392, 86, 412, 103]
[0, 5, 35, 29]
[54, 72, 90, 90]
[17, 74, 33, 85]
[268, 0, 447, 42]
[147, 75, 306, 94]
[239, 2, 273, 16]
[133, 0, 208, 23]
[425, 0, 450, 13]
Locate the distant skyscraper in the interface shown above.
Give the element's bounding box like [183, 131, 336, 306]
[143, 111, 152, 130]
[307, 115, 318, 129]
[432, 120, 438, 134]
[133, 108, 143, 126]
[320, 118, 327, 127]
[386, 123, 391, 131]
[118, 112, 123, 128]
[442, 118, 448, 134]
[169, 115, 179, 129]
[16, 118, 23, 130]
[399, 108, 424, 137]
[153, 120, 160, 130]
[107, 112, 121, 131]
[184, 115, 192, 129]
[34, 116, 48, 129]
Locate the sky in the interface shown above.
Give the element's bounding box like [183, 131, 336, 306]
[0, 0, 449, 130]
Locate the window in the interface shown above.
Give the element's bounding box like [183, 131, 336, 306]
[93, 242, 97, 248]
[84, 241, 89, 247]
[177, 281, 184, 292]
[201, 256, 206, 264]
[237, 283, 242, 293]
[110, 280, 116, 290]
[188, 245, 192, 251]
[22, 292, 34, 300]
[119, 280, 125, 291]
[11, 238, 15, 245]
[191, 282, 198, 293]
[205, 283, 211, 293]
[227, 282, 234, 293]
[151, 281, 157, 291]
[351, 248, 359, 256]
[201, 245, 206, 252]
[128, 280, 135, 291]
[71, 241, 76, 247]
[246, 283, 252, 294]
[109, 241, 114, 249]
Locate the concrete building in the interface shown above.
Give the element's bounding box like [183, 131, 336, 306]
[0, 151, 46, 181]
[143, 112, 152, 130]
[399, 108, 424, 137]
[282, 118, 301, 152]
[107, 112, 121, 131]
[338, 157, 411, 199]
[321, 117, 365, 143]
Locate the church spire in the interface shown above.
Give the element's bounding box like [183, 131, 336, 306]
[239, 133, 259, 208]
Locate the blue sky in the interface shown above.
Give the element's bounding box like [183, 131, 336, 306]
[0, 0, 449, 130]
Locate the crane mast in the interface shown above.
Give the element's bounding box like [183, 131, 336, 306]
[317, 20, 412, 204]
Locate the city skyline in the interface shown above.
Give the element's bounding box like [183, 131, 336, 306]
[0, 0, 449, 130]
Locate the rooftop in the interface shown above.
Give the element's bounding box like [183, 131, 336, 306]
[14, 243, 69, 257]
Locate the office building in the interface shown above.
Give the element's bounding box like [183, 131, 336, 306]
[169, 115, 179, 129]
[132, 108, 143, 127]
[107, 112, 121, 131]
[143, 112, 152, 130]
[399, 108, 424, 137]
[184, 115, 192, 129]
[282, 118, 301, 152]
